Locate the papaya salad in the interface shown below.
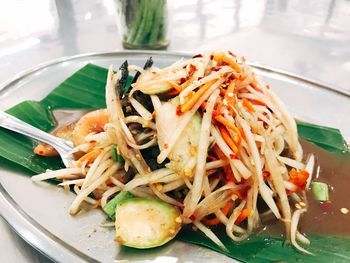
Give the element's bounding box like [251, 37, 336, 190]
[32, 51, 315, 253]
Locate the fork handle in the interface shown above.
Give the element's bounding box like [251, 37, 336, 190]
[0, 111, 73, 153]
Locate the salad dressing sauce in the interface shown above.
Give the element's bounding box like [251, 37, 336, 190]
[262, 140, 350, 237]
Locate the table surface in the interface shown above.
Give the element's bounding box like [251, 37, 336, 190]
[0, 0, 349, 262]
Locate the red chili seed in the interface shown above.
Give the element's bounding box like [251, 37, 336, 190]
[192, 54, 203, 58]
[228, 51, 236, 57]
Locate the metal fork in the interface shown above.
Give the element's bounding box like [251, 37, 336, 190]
[0, 111, 74, 167]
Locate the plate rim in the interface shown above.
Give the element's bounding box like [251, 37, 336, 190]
[0, 50, 349, 98]
[0, 50, 349, 263]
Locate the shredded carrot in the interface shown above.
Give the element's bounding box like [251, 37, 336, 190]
[212, 145, 236, 183]
[93, 198, 102, 209]
[181, 79, 217, 112]
[212, 109, 221, 117]
[213, 52, 242, 73]
[238, 74, 246, 81]
[249, 99, 266, 107]
[220, 87, 226, 96]
[218, 125, 239, 154]
[215, 115, 235, 130]
[222, 55, 242, 73]
[238, 126, 245, 141]
[242, 98, 255, 113]
[167, 81, 182, 92]
[225, 80, 236, 104]
[213, 51, 225, 65]
[228, 106, 235, 117]
[77, 148, 102, 165]
[235, 209, 251, 224]
[200, 101, 207, 110]
[203, 200, 233, 226]
[250, 82, 263, 93]
[214, 115, 241, 145]
[180, 79, 191, 90]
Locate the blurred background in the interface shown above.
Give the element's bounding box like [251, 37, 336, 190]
[0, 0, 349, 90]
[0, 0, 349, 262]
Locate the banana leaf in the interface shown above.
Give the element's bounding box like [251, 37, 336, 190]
[177, 226, 350, 263]
[0, 63, 349, 262]
[296, 122, 349, 153]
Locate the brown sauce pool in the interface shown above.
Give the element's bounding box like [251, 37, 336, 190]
[262, 140, 350, 237]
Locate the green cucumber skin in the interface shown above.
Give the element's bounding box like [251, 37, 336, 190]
[102, 191, 133, 220]
[111, 145, 125, 164]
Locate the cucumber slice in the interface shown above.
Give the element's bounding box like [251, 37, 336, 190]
[311, 182, 329, 202]
[137, 70, 173, 95]
[139, 81, 172, 95]
[156, 97, 201, 176]
[115, 198, 182, 249]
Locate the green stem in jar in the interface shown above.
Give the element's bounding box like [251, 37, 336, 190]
[126, 0, 145, 44]
[128, 0, 149, 44]
[157, 0, 166, 42]
[149, 0, 164, 45]
[132, 0, 155, 45]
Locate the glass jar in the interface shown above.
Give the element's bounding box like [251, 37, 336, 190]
[116, 0, 169, 49]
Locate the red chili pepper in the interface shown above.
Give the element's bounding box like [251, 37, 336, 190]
[288, 168, 309, 191]
[188, 64, 197, 77]
[263, 171, 270, 181]
[176, 105, 183, 116]
[229, 154, 239, 160]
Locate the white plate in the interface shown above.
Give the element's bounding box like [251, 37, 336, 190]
[0, 51, 349, 263]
